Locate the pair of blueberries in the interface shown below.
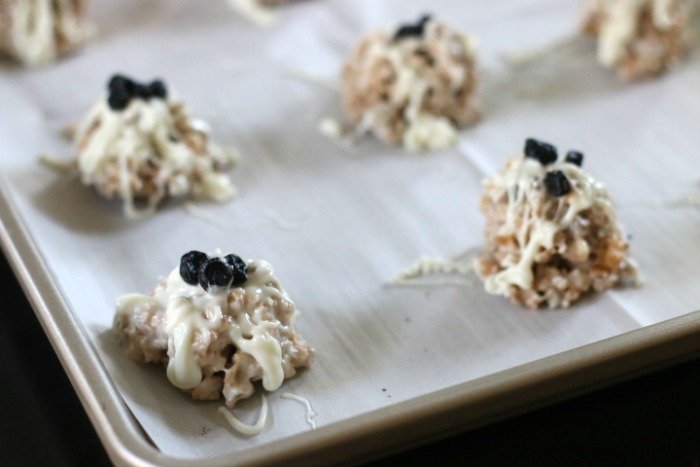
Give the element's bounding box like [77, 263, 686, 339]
[107, 74, 168, 111]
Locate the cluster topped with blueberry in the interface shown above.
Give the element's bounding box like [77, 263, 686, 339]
[393, 14, 432, 40]
[524, 138, 585, 198]
[108, 74, 168, 111]
[179, 250, 248, 292]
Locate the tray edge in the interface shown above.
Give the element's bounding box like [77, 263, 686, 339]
[1, 182, 699, 467]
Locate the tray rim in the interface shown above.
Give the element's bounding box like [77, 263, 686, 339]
[2, 181, 700, 467]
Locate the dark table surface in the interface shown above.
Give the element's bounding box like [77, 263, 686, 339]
[1, 251, 699, 467]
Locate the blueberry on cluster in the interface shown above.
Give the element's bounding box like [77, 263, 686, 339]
[524, 138, 558, 165]
[565, 150, 584, 167]
[394, 14, 432, 40]
[107, 74, 168, 111]
[179, 250, 247, 292]
[544, 170, 572, 197]
[224, 254, 247, 285]
[179, 251, 208, 285]
[525, 138, 585, 168]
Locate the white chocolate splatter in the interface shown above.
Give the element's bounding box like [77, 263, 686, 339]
[282, 392, 316, 430]
[218, 394, 269, 435]
[227, 0, 277, 27]
[389, 257, 473, 287]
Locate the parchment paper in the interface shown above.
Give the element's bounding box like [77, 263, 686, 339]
[1, 0, 699, 459]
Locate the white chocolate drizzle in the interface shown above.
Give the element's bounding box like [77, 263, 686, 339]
[116, 258, 287, 394]
[73, 98, 238, 218]
[317, 118, 361, 152]
[590, 0, 683, 67]
[218, 394, 269, 435]
[345, 21, 478, 151]
[227, 0, 277, 27]
[39, 154, 77, 171]
[481, 156, 614, 296]
[182, 201, 234, 230]
[282, 392, 317, 430]
[285, 67, 341, 93]
[388, 257, 473, 287]
[5, 0, 89, 65]
[366, 25, 475, 152]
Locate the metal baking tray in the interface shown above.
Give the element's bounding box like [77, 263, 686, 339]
[2, 202, 699, 465]
[2, 0, 700, 465]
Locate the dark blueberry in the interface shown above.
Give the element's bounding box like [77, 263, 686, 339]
[224, 254, 248, 286]
[524, 138, 558, 165]
[107, 85, 132, 111]
[565, 150, 584, 167]
[394, 14, 432, 40]
[108, 89, 131, 110]
[230, 268, 247, 286]
[146, 80, 168, 99]
[544, 170, 572, 197]
[179, 250, 209, 285]
[198, 258, 234, 291]
[107, 74, 139, 110]
[132, 83, 150, 99]
[108, 74, 136, 94]
[224, 253, 246, 270]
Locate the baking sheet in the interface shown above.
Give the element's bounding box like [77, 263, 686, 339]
[1, 0, 700, 460]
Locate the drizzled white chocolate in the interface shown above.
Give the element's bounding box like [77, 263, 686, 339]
[590, 0, 682, 66]
[582, 0, 688, 79]
[389, 257, 473, 287]
[227, 0, 276, 27]
[0, 0, 90, 66]
[482, 157, 610, 295]
[476, 153, 638, 308]
[218, 394, 269, 435]
[74, 96, 238, 218]
[282, 392, 316, 430]
[341, 19, 481, 151]
[114, 255, 314, 432]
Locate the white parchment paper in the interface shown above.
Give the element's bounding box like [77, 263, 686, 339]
[1, 0, 699, 460]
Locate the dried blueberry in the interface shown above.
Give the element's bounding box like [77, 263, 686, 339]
[544, 170, 572, 197]
[132, 83, 150, 99]
[179, 250, 208, 285]
[108, 74, 136, 94]
[146, 80, 168, 99]
[231, 267, 247, 286]
[224, 253, 246, 270]
[198, 258, 234, 291]
[394, 14, 432, 40]
[107, 74, 136, 111]
[565, 150, 584, 167]
[224, 254, 247, 286]
[524, 138, 558, 165]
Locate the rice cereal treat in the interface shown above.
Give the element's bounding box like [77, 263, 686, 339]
[475, 139, 639, 309]
[115, 251, 315, 416]
[341, 14, 481, 151]
[73, 74, 239, 218]
[0, 0, 90, 66]
[582, 0, 689, 80]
